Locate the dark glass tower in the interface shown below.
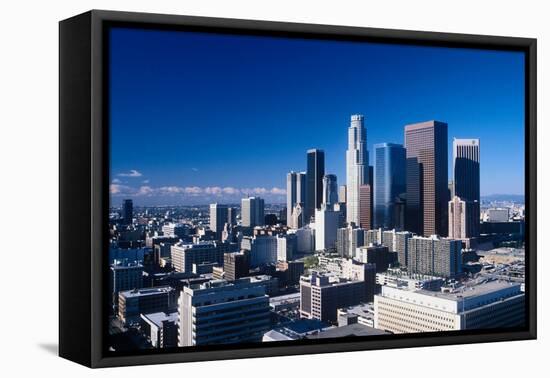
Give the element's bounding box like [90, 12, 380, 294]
[404, 121, 448, 236]
[305, 149, 325, 223]
[122, 199, 133, 225]
[374, 143, 406, 229]
[453, 138, 480, 236]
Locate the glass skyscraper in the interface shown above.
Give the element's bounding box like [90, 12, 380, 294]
[305, 149, 325, 223]
[374, 143, 406, 229]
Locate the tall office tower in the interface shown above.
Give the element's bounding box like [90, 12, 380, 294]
[314, 206, 341, 251]
[338, 185, 347, 203]
[407, 235, 461, 278]
[346, 114, 369, 227]
[122, 199, 133, 225]
[241, 197, 265, 228]
[223, 251, 250, 281]
[306, 149, 325, 223]
[227, 207, 237, 226]
[287, 171, 306, 226]
[178, 279, 270, 346]
[322, 174, 338, 208]
[448, 196, 478, 239]
[453, 138, 480, 236]
[336, 227, 350, 258]
[209, 203, 229, 239]
[299, 271, 368, 323]
[359, 185, 372, 230]
[374, 281, 525, 334]
[394, 231, 414, 267]
[405, 121, 449, 236]
[170, 241, 228, 273]
[374, 143, 406, 229]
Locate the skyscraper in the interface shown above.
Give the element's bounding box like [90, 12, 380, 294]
[314, 206, 340, 251]
[448, 196, 478, 239]
[286, 171, 306, 226]
[241, 197, 265, 228]
[346, 114, 369, 227]
[407, 235, 461, 277]
[405, 121, 449, 236]
[453, 138, 480, 236]
[122, 199, 133, 225]
[209, 203, 228, 239]
[322, 174, 338, 208]
[358, 184, 372, 230]
[374, 143, 406, 229]
[338, 185, 347, 203]
[306, 149, 325, 223]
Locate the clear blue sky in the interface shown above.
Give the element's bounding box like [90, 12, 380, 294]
[109, 27, 525, 206]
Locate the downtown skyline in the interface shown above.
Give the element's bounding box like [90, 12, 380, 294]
[109, 28, 525, 206]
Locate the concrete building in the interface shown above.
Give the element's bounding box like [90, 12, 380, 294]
[374, 143, 406, 229]
[287, 171, 306, 227]
[374, 280, 525, 333]
[209, 203, 229, 239]
[170, 241, 228, 273]
[290, 203, 304, 229]
[276, 233, 297, 261]
[110, 260, 143, 310]
[140, 312, 178, 348]
[488, 208, 510, 222]
[346, 114, 369, 227]
[356, 244, 394, 272]
[322, 174, 338, 208]
[242, 235, 278, 267]
[376, 268, 445, 291]
[339, 185, 347, 203]
[178, 279, 270, 346]
[299, 271, 368, 324]
[162, 223, 190, 238]
[223, 251, 250, 281]
[448, 196, 479, 239]
[407, 235, 462, 278]
[118, 286, 177, 325]
[405, 121, 449, 236]
[394, 231, 414, 268]
[314, 206, 340, 251]
[359, 184, 373, 230]
[241, 197, 265, 228]
[290, 226, 315, 254]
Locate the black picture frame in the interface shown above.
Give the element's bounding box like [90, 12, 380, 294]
[59, 9, 537, 368]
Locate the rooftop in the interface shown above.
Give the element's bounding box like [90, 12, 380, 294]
[306, 323, 388, 339]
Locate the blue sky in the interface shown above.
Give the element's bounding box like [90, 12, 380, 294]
[109, 27, 525, 206]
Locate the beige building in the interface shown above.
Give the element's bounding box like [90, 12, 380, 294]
[374, 281, 525, 334]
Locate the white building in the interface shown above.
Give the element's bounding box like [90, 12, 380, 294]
[346, 114, 369, 226]
[277, 233, 297, 261]
[314, 206, 340, 251]
[374, 281, 525, 333]
[488, 208, 510, 222]
[178, 279, 270, 346]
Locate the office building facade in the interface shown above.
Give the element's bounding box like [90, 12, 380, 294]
[346, 114, 369, 226]
[374, 143, 406, 229]
[405, 121, 449, 236]
[305, 149, 325, 223]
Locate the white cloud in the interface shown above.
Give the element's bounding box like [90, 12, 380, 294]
[111, 178, 121, 184]
[205, 186, 223, 195]
[270, 187, 286, 195]
[142, 179, 150, 184]
[117, 169, 143, 177]
[136, 186, 154, 196]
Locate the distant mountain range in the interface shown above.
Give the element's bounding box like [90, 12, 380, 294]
[481, 194, 525, 202]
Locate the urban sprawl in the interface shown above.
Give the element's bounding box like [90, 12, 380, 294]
[108, 115, 525, 351]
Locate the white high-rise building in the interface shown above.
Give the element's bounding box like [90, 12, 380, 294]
[314, 206, 341, 251]
[346, 114, 369, 226]
[287, 171, 306, 227]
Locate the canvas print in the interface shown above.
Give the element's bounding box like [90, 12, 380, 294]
[107, 27, 526, 352]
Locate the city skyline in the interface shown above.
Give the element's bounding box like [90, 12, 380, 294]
[109, 28, 525, 206]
